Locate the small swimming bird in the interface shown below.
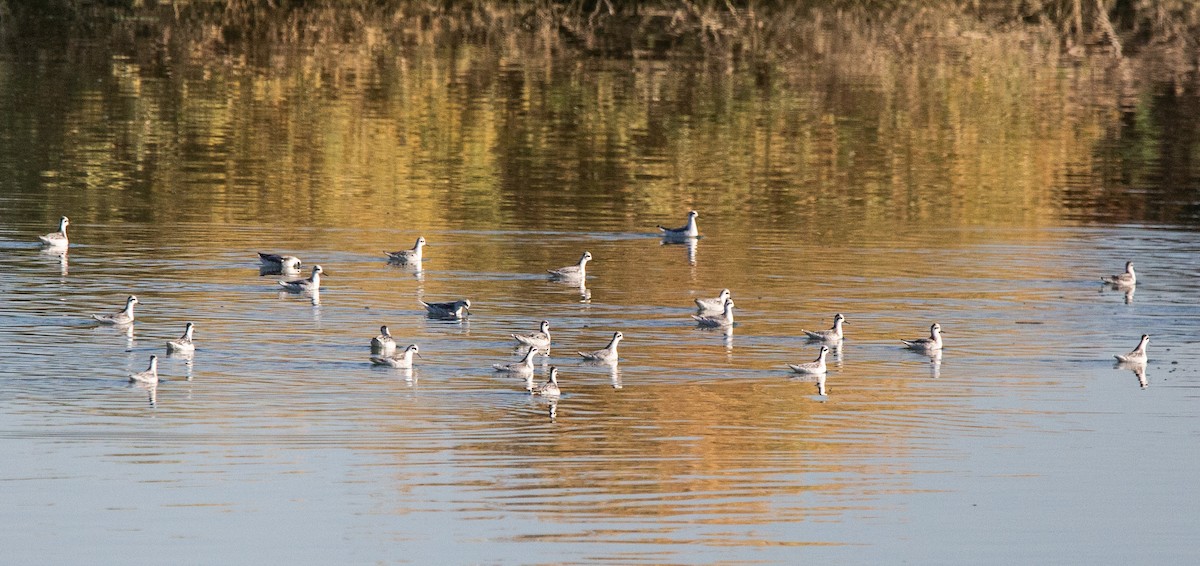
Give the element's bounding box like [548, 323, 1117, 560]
[129, 355, 159, 384]
[1114, 334, 1150, 364]
[166, 322, 195, 353]
[512, 320, 551, 349]
[788, 346, 829, 375]
[93, 295, 139, 325]
[658, 210, 699, 240]
[493, 347, 537, 375]
[385, 237, 426, 264]
[548, 251, 592, 281]
[1101, 261, 1136, 287]
[370, 344, 421, 368]
[370, 325, 397, 355]
[802, 313, 846, 342]
[420, 299, 470, 319]
[692, 299, 734, 328]
[38, 216, 70, 248]
[579, 331, 623, 362]
[258, 253, 302, 273]
[694, 289, 731, 313]
[530, 366, 561, 396]
[902, 323, 943, 351]
[279, 265, 323, 293]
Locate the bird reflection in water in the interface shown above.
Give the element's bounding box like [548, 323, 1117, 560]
[40, 247, 68, 277]
[1100, 282, 1135, 304]
[609, 364, 622, 389]
[1115, 361, 1148, 389]
[928, 349, 943, 379]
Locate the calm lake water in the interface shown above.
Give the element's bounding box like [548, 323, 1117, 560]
[2, 22, 1199, 564]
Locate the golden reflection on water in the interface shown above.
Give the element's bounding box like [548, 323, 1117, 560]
[2, 24, 1200, 564]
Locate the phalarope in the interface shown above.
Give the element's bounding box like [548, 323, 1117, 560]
[166, 322, 195, 353]
[579, 331, 623, 362]
[530, 366, 561, 396]
[385, 237, 426, 264]
[39, 216, 70, 248]
[548, 251, 592, 281]
[93, 295, 139, 325]
[802, 313, 846, 342]
[788, 345, 829, 375]
[1114, 334, 1149, 364]
[371, 325, 397, 355]
[1101, 261, 1136, 287]
[279, 265, 323, 293]
[258, 253, 302, 274]
[370, 344, 421, 368]
[692, 299, 734, 328]
[420, 299, 470, 319]
[658, 210, 699, 240]
[512, 320, 551, 349]
[902, 323, 943, 351]
[129, 355, 159, 384]
[493, 347, 537, 374]
[694, 289, 731, 313]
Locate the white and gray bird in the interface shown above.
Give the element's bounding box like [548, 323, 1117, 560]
[93, 295, 139, 325]
[548, 251, 592, 281]
[788, 345, 829, 375]
[530, 366, 561, 396]
[493, 347, 537, 375]
[371, 325, 397, 355]
[692, 299, 735, 328]
[39, 216, 70, 248]
[370, 344, 421, 368]
[658, 210, 699, 240]
[802, 313, 846, 342]
[279, 265, 323, 293]
[129, 355, 159, 385]
[420, 299, 470, 319]
[512, 320, 552, 350]
[579, 331, 623, 362]
[1101, 261, 1136, 287]
[258, 253, 302, 274]
[166, 322, 195, 353]
[385, 237, 426, 264]
[694, 289, 731, 313]
[1114, 334, 1150, 364]
[902, 323, 943, 351]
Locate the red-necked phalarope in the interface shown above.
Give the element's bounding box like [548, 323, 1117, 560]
[279, 265, 323, 293]
[802, 313, 845, 342]
[1114, 334, 1149, 364]
[694, 288, 731, 313]
[658, 210, 699, 241]
[548, 251, 591, 281]
[788, 345, 829, 375]
[370, 344, 421, 368]
[129, 355, 159, 384]
[93, 295, 138, 325]
[1101, 261, 1136, 287]
[166, 322, 195, 353]
[420, 299, 470, 319]
[579, 331, 623, 362]
[692, 299, 734, 328]
[902, 323, 943, 351]
[385, 237, 426, 264]
[39, 216, 70, 248]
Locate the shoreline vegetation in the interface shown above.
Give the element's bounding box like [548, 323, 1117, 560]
[1, 1, 1197, 228]
[1, 1, 1196, 70]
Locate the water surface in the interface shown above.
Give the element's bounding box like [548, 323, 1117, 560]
[1, 24, 1199, 565]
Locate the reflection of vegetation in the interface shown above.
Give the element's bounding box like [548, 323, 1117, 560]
[5, 1, 1198, 63]
[0, 1, 1196, 233]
